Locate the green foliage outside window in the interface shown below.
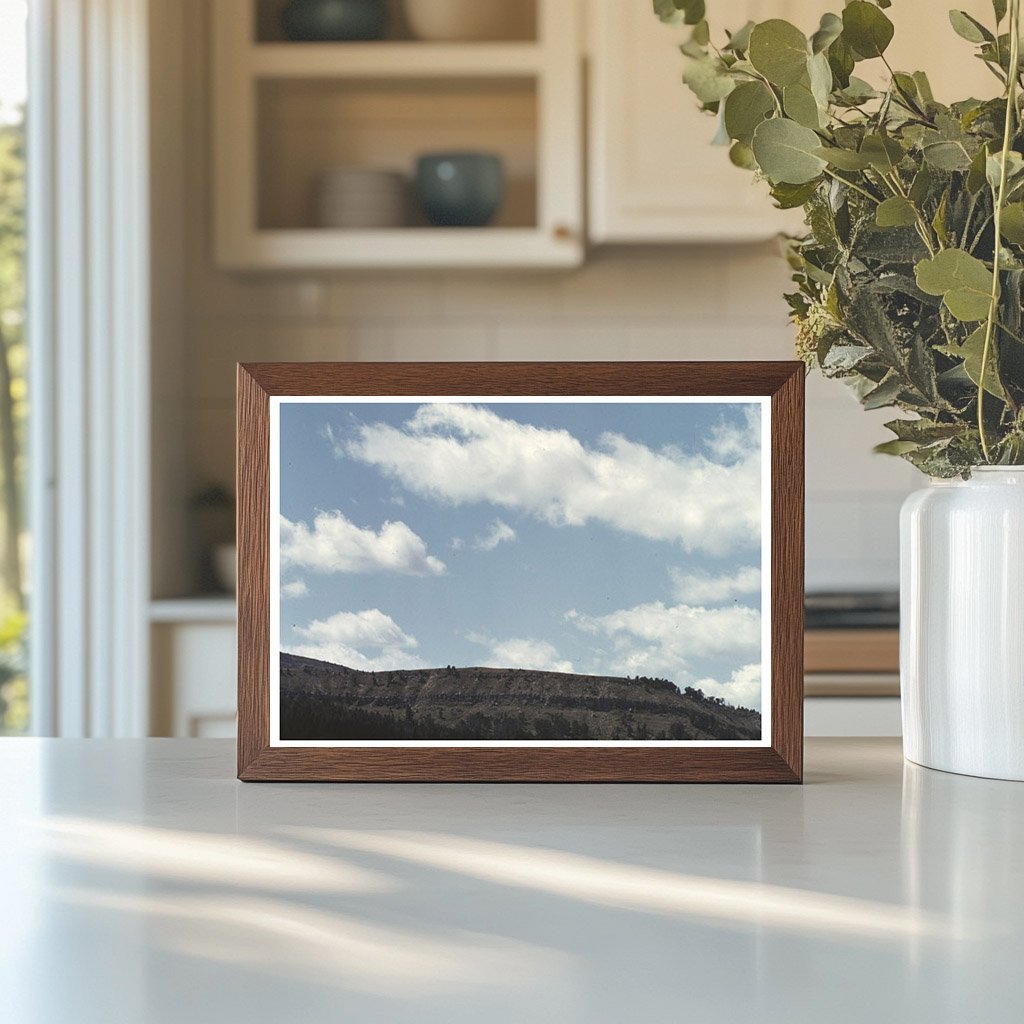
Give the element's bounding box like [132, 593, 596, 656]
[0, 110, 27, 733]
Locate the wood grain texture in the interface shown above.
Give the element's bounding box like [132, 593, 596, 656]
[236, 361, 805, 783]
[236, 365, 270, 778]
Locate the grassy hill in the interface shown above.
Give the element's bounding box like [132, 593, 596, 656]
[279, 652, 761, 742]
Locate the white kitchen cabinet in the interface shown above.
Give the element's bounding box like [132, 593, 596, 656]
[211, 0, 583, 269]
[586, 0, 998, 244]
[150, 601, 237, 738]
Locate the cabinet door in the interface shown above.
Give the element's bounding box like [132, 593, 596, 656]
[587, 0, 996, 244]
[587, 0, 806, 243]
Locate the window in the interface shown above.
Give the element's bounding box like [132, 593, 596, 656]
[0, 0, 28, 734]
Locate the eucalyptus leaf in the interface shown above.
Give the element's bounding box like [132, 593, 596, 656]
[770, 180, 820, 209]
[909, 165, 933, 205]
[967, 144, 992, 193]
[683, 57, 736, 104]
[913, 71, 935, 104]
[884, 418, 963, 443]
[810, 13, 843, 55]
[915, 249, 994, 322]
[939, 326, 1006, 398]
[751, 118, 828, 184]
[842, 1, 894, 59]
[814, 146, 872, 170]
[729, 140, 757, 169]
[827, 35, 856, 88]
[892, 72, 924, 110]
[808, 52, 833, 110]
[784, 81, 825, 129]
[724, 20, 755, 52]
[1000, 203, 1024, 244]
[748, 20, 809, 86]
[861, 133, 904, 173]
[837, 76, 879, 104]
[876, 197, 919, 228]
[948, 10, 994, 44]
[724, 81, 775, 144]
[653, 0, 705, 26]
[922, 140, 973, 171]
[862, 374, 903, 409]
[986, 150, 1024, 190]
[874, 439, 922, 455]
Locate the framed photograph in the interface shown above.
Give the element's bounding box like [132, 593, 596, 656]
[237, 362, 804, 782]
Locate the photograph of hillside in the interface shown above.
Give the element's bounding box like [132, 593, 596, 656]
[275, 399, 766, 743]
[280, 653, 761, 741]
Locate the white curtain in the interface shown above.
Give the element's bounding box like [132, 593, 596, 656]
[28, 0, 150, 736]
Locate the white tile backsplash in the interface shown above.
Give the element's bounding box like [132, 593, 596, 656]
[181, 251, 917, 592]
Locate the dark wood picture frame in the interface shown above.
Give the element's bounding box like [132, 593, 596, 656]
[237, 362, 804, 782]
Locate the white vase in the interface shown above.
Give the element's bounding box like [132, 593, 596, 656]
[900, 467, 1024, 780]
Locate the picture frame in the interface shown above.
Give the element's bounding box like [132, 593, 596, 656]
[237, 362, 804, 782]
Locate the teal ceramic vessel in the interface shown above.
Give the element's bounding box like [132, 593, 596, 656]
[281, 0, 388, 42]
[415, 152, 505, 227]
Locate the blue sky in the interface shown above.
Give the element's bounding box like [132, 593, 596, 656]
[277, 400, 764, 710]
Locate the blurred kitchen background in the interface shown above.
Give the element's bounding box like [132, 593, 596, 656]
[1, 0, 997, 739]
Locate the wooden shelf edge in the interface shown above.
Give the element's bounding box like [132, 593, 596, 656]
[249, 42, 543, 79]
[804, 628, 900, 675]
[805, 673, 900, 698]
[217, 227, 584, 270]
[150, 597, 237, 624]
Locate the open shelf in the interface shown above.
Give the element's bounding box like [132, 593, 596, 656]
[212, 0, 582, 269]
[257, 76, 538, 232]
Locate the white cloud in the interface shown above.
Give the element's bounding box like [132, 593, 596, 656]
[469, 634, 574, 673]
[287, 608, 426, 672]
[341, 403, 761, 556]
[281, 579, 308, 599]
[669, 566, 760, 604]
[567, 601, 762, 707]
[450, 537, 464, 551]
[472, 519, 517, 552]
[280, 511, 445, 577]
[693, 664, 762, 711]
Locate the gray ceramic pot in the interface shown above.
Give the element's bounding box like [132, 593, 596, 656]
[415, 152, 505, 227]
[281, 0, 388, 41]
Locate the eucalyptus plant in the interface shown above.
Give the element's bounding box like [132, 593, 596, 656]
[657, 0, 1024, 475]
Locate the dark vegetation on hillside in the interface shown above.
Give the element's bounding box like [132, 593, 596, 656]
[280, 653, 761, 741]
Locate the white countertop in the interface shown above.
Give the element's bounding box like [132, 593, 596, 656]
[0, 738, 1020, 1023]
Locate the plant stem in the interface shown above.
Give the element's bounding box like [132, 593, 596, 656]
[822, 167, 881, 205]
[979, 0, 1021, 462]
[997, 319, 1024, 345]
[884, 171, 939, 254]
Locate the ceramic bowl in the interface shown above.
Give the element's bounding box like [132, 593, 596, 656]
[316, 168, 407, 228]
[281, 0, 388, 42]
[403, 0, 534, 42]
[415, 152, 504, 227]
